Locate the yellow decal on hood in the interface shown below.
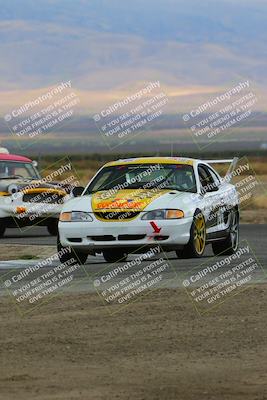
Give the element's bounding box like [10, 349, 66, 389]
[92, 189, 170, 212]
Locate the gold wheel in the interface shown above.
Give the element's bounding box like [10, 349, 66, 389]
[193, 214, 206, 255]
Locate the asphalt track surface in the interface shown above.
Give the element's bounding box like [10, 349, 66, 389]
[0, 225, 266, 295]
[0, 224, 266, 266]
[1, 226, 56, 246]
[1, 224, 266, 253]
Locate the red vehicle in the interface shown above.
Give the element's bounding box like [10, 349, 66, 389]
[0, 149, 70, 237]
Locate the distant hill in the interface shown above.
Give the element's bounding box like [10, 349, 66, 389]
[1, 0, 266, 155]
[0, 0, 266, 92]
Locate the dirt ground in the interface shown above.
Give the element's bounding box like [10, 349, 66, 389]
[0, 286, 267, 400]
[0, 245, 55, 261]
[0, 244, 57, 261]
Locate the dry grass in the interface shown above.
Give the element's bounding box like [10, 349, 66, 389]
[250, 196, 267, 209]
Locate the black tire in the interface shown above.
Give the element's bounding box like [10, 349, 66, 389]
[102, 250, 128, 263]
[176, 211, 206, 259]
[212, 209, 239, 256]
[0, 224, 6, 238]
[57, 236, 88, 265]
[47, 220, 58, 236]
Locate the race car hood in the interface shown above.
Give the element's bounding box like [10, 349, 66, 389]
[0, 178, 66, 196]
[61, 189, 197, 220]
[91, 188, 183, 212]
[89, 189, 197, 213]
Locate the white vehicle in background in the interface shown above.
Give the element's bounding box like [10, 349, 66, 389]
[0, 149, 72, 237]
[58, 157, 239, 264]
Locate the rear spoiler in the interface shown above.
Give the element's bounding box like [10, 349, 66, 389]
[204, 158, 239, 181]
[204, 159, 235, 164]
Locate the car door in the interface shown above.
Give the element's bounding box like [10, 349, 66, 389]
[198, 164, 226, 233]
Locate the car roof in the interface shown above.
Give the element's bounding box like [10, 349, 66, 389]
[0, 153, 33, 163]
[104, 157, 197, 167]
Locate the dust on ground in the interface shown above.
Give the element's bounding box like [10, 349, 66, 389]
[0, 286, 267, 400]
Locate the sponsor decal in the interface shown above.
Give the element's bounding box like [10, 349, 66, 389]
[92, 189, 169, 212]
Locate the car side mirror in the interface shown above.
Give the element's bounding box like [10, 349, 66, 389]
[206, 186, 219, 193]
[72, 186, 85, 197]
[200, 185, 219, 195]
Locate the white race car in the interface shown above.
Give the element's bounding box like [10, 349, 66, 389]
[0, 149, 73, 237]
[58, 157, 239, 264]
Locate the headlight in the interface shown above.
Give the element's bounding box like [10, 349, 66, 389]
[141, 209, 184, 220]
[59, 211, 93, 222]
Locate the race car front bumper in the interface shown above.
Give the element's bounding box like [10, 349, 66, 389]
[58, 216, 193, 253]
[0, 202, 62, 226]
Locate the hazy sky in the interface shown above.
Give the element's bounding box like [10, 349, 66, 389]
[0, 0, 266, 111]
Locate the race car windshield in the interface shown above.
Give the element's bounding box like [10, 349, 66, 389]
[0, 161, 40, 180]
[86, 164, 197, 194]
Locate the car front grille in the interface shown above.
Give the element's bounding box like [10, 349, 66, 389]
[90, 235, 116, 241]
[88, 234, 146, 241]
[22, 192, 65, 204]
[94, 211, 140, 221]
[118, 234, 146, 241]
